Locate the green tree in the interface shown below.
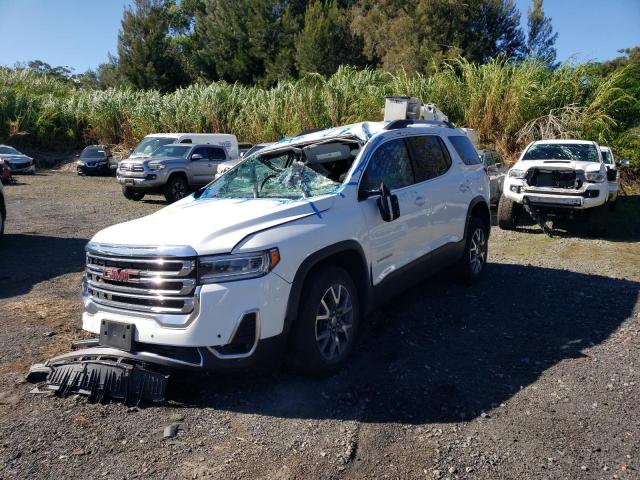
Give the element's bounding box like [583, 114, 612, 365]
[295, 0, 366, 76]
[96, 54, 124, 89]
[526, 0, 558, 65]
[117, 0, 188, 91]
[351, 0, 525, 75]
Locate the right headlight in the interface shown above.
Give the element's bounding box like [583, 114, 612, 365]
[508, 168, 527, 179]
[584, 171, 605, 183]
[198, 248, 280, 284]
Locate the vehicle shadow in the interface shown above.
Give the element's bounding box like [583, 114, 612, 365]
[0, 234, 88, 299]
[171, 263, 639, 424]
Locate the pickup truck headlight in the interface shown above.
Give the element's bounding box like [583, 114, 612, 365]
[148, 162, 165, 171]
[584, 171, 605, 183]
[508, 168, 527, 179]
[198, 248, 280, 284]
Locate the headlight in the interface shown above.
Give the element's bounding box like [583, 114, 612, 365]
[198, 248, 280, 284]
[508, 168, 527, 179]
[584, 171, 605, 183]
[148, 162, 165, 171]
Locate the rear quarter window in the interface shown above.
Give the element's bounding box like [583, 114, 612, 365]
[448, 136, 481, 165]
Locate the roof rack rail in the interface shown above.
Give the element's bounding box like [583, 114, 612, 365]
[383, 119, 454, 130]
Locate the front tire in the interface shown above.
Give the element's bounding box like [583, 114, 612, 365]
[164, 175, 189, 203]
[456, 216, 488, 284]
[497, 195, 518, 230]
[122, 186, 145, 201]
[289, 266, 360, 376]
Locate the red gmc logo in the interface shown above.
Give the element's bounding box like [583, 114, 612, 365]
[101, 267, 138, 282]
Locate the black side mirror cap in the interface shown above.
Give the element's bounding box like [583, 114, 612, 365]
[376, 183, 400, 222]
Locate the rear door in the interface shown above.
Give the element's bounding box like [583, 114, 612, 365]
[358, 137, 424, 285]
[444, 135, 486, 241]
[206, 147, 228, 180]
[190, 147, 212, 185]
[405, 134, 460, 250]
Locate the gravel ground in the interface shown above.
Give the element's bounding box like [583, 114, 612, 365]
[1, 171, 639, 479]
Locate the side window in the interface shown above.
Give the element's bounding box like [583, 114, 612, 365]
[360, 139, 414, 191]
[180, 139, 192, 144]
[208, 147, 226, 160]
[191, 147, 207, 159]
[406, 135, 452, 182]
[448, 136, 481, 165]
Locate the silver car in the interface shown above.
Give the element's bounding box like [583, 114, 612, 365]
[479, 149, 507, 204]
[0, 145, 35, 174]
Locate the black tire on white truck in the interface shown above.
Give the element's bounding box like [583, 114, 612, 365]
[497, 194, 519, 230]
[122, 186, 145, 201]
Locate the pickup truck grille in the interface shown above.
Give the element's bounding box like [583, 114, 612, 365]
[526, 168, 582, 189]
[119, 163, 144, 172]
[86, 252, 197, 314]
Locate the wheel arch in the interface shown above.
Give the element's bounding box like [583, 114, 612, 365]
[465, 196, 491, 239]
[283, 240, 370, 337]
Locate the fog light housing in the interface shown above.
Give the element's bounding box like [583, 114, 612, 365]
[146, 174, 157, 180]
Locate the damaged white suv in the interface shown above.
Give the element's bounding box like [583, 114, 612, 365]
[498, 139, 610, 236]
[33, 101, 491, 402]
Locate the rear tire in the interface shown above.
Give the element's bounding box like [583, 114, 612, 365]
[456, 216, 489, 284]
[288, 266, 359, 376]
[587, 204, 608, 237]
[164, 175, 189, 203]
[122, 186, 145, 201]
[497, 195, 518, 230]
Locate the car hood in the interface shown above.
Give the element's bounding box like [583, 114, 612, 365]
[91, 195, 335, 255]
[515, 159, 604, 173]
[0, 154, 32, 163]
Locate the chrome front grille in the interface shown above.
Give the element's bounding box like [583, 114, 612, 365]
[86, 251, 197, 314]
[120, 163, 144, 172]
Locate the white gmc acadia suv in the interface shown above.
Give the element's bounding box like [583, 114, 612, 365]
[48, 117, 491, 383]
[498, 139, 610, 236]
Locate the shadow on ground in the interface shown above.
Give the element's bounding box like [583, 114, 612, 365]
[0, 234, 88, 298]
[171, 262, 639, 424]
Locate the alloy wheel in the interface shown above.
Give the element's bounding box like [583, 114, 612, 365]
[469, 227, 487, 275]
[315, 284, 354, 361]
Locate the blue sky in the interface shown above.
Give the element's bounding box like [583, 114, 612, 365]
[0, 0, 638, 73]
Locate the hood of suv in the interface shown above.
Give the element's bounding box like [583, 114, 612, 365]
[514, 159, 604, 173]
[91, 195, 335, 255]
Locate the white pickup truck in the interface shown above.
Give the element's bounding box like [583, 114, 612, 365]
[31, 99, 491, 403]
[498, 139, 610, 236]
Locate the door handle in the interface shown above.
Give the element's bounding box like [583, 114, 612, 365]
[414, 196, 426, 206]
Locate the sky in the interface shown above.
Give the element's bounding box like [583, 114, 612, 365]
[0, 0, 638, 73]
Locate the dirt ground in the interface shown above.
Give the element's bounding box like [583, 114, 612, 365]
[0, 171, 639, 480]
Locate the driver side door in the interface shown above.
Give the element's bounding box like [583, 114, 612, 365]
[358, 137, 424, 286]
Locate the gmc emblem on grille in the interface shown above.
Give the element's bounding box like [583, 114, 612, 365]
[101, 267, 138, 282]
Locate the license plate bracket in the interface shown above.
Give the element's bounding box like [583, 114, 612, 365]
[99, 320, 134, 351]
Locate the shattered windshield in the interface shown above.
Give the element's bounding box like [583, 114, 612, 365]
[199, 147, 351, 200]
[523, 143, 600, 162]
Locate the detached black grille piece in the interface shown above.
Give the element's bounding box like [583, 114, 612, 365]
[214, 313, 257, 356]
[46, 360, 169, 405]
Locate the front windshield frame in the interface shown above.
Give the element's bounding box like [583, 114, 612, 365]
[0, 146, 21, 155]
[132, 137, 176, 155]
[522, 143, 601, 162]
[150, 145, 191, 159]
[199, 140, 359, 201]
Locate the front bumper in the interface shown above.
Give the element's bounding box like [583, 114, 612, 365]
[503, 179, 607, 209]
[9, 164, 35, 174]
[117, 169, 167, 188]
[77, 162, 109, 174]
[81, 272, 292, 366]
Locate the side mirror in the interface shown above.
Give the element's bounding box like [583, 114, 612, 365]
[191, 153, 204, 161]
[376, 183, 400, 222]
[618, 159, 630, 167]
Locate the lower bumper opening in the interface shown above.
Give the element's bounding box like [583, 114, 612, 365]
[210, 312, 258, 357]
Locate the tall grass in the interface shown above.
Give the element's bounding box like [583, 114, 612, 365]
[0, 59, 638, 163]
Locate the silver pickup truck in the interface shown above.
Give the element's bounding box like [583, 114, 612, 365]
[117, 143, 233, 202]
